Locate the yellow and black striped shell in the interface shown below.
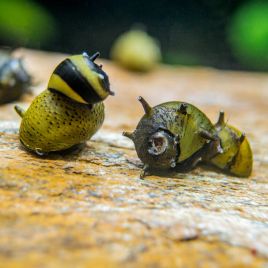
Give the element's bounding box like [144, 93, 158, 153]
[15, 52, 113, 155]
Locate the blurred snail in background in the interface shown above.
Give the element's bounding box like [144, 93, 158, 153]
[123, 97, 252, 178]
[110, 28, 161, 72]
[15, 52, 114, 155]
[0, 50, 31, 104]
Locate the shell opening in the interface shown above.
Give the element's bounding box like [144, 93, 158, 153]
[148, 131, 169, 156]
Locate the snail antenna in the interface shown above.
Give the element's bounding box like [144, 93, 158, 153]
[138, 96, 152, 115]
[216, 110, 225, 128]
[90, 52, 100, 62]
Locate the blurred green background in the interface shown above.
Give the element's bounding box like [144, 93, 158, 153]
[0, 0, 268, 71]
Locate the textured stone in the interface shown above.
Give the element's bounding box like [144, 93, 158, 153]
[0, 49, 267, 267]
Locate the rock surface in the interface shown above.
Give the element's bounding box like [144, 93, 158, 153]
[0, 49, 267, 267]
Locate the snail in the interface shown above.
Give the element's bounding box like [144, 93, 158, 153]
[209, 111, 253, 177]
[110, 28, 161, 72]
[0, 50, 31, 104]
[123, 97, 222, 178]
[15, 52, 114, 155]
[123, 97, 252, 178]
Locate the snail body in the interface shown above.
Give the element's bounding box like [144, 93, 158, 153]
[15, 52, 113, 155]
[209, 111, 252, 177]
[123, 97, 222, 178]
[0, 50, 31, 104]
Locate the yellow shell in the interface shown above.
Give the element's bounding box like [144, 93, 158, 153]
[19, 89, 104, 154]
[110, 29, 161, 72]
[211, 125, 252, 177]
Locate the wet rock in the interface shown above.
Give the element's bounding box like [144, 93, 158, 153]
[0, 49, 267, 267]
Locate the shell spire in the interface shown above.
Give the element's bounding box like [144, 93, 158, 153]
[122, 131, 134, 140]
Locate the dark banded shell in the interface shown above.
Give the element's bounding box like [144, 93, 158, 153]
[52, 59, 102, 104]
